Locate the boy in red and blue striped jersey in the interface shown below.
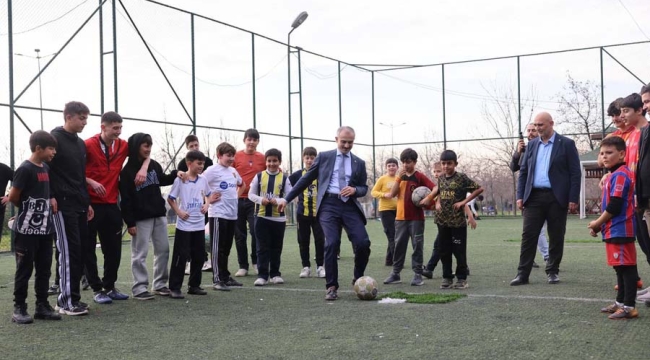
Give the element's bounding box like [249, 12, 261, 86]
[588, 136, 638, 320]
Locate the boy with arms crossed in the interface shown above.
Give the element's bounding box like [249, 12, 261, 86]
[588, 136, 638, 319]
[10, 131, 61, 324]
[371, 158, 398, 267]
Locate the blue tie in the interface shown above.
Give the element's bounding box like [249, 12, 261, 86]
[339, 154, 348, 202]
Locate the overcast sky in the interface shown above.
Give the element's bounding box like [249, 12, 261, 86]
[1, 0, 649, 169]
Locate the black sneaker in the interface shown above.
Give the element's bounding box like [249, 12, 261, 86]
[225, 277, 243, 287]
[188, 287, 207, 295]
[34, 303, 62, 321]
[170, 289, 185, 299]
[134, 291, 155, 300]
[213, 281, 231, 291]
[422, 269, 434, 279]
[77, 301, 90, 310]
[47, 284, 60, 296]
[81, 275, 90, 290]
[383, 272, 401, 284]
[153, 287, 171, 296]
[12, 304, 33, 324]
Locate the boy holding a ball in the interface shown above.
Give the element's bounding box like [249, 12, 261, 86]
[383, 148, 435, 287]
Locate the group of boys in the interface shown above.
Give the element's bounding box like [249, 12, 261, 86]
[586, 86, 650, 320]
[372, 148, 483, 289]
[8, 101, 328, 323]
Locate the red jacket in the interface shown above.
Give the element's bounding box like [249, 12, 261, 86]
[85, 134, 129, 204]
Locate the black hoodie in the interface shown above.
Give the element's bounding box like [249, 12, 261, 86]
[49, 126, 90, 211]
[119, 133, 177, 228]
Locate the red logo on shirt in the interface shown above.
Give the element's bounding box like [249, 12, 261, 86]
[37, 172, 49, 182]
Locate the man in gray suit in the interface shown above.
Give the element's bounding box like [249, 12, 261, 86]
[510, 112, 581, 286]
[278, 126, 371, 301]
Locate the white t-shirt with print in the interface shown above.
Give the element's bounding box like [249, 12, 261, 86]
[168, 176, 211, 231]
[203, 163, 242, 220]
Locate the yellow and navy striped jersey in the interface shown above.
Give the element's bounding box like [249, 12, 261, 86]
[289, 169, 317, 217]
[255, 171, 288, 217]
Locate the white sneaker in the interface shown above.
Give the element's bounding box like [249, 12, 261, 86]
[253, 264, 258, 275]
[202, 261, 212, 271]
[270, 276, 284, 284]
[637, 286, 650, 297]
[299, 267, 311, 278]
[254, 278, 267, 286]
[316, 266, 326, 278]
[234, 268, 248, 277]
[184, 262, 191, 275]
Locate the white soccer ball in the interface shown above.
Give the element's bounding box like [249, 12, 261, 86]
[354, 276, 378, 300]
[411, 186, 432, 208]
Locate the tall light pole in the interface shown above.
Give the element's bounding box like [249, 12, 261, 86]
[35, 48, 43, 130]
[15, 50, 46, 130]
[379, 121, 406, 157]
[287, 11, 308, 173]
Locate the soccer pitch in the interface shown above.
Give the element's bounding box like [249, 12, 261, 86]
[0, 217, 647, 359]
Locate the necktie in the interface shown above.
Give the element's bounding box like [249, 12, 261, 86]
[339, 154, 348, 202]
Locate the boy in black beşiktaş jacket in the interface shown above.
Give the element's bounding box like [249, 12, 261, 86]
[119, 133, 177, 300]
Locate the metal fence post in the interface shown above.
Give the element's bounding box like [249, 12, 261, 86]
[600, 47, 605, 138]
[8, 0, 15, 251]
[252, 33, 256, 128]
[442, 64, 447, 149]
[191, 14, 196, 134]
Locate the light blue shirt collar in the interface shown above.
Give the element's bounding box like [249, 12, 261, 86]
[541, 132, 556, 145]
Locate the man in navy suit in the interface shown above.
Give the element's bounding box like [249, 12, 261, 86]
[510, 112, 581, 286]
[278, 126, 371, 301]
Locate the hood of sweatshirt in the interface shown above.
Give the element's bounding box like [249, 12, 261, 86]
[51, 126, 79, 142]
[126, 132, 150, 168]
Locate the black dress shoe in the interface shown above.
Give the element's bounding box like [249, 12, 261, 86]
[547, 273, 560, 284]
[510, 275, 529, 286]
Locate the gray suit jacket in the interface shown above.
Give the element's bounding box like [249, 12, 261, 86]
[284, 149, 368, 224]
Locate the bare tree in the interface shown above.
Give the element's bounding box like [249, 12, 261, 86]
[477, 81, 537, 216]
[555, 72, 602, 152]
[201, 118, 236, 159]
[417, 128, 445, 179]
[155, 123, 186, 171]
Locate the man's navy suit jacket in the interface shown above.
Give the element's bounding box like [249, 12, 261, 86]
[284, 149, 368, 224]
[516, 133, 581, 207]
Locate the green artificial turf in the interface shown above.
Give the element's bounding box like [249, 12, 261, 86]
[0, 216, 648, 359]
